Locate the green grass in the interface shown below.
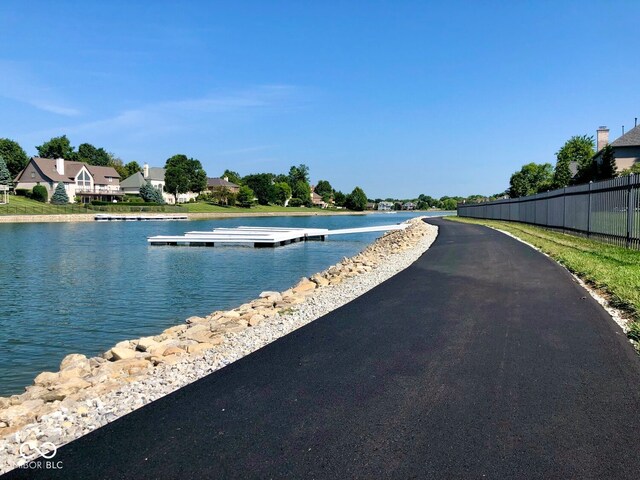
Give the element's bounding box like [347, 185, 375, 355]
[0, 196, 89, 214]
[448, 217, 640, 342]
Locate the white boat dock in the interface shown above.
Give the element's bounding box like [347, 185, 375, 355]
[96, 214, 189, 222]
[147, 223, 408, 247]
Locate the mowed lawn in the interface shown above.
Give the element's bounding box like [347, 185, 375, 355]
[448, 217, 640, 344]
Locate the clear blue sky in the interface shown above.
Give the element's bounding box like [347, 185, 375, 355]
[1, 1, 638, 199]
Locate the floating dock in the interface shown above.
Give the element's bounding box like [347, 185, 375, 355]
[95, 214, 189, 222]
[147, 224, 408, 247]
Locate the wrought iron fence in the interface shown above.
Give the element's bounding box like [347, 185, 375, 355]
[457, 175, 640, 249]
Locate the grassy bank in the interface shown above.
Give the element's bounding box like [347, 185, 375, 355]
[448, 217, 640, 344]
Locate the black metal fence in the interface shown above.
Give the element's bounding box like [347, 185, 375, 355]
[0, 204, 185, 216]
[457, 175, 640, 249]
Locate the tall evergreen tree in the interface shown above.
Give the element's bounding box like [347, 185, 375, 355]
[140, 181, 164, 203]
[51, 182, 69, 204]
[0, 156, 13, 187]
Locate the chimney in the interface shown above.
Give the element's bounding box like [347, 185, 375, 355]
[143, 163, 149, 178]
[223, 176, 228, 182]
[55, 158, 65, 175]
[596, 126, 609, 152]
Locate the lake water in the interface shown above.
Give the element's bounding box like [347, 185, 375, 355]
[0, 212, 447, 395]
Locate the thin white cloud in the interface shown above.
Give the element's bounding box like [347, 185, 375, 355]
[0, 61, 81, 116]
[55, 85, 300, 137]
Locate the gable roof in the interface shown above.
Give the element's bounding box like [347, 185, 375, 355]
[610, 125, 640, 148]
[24, 158, 119, 184]
[207, 177, 239, 188]
[120, 172, 146, 189]
[146, 167, 165, 181]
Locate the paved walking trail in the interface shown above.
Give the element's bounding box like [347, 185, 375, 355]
[6, 219, 640, 479]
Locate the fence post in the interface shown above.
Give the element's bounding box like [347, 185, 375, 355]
[562, 187, 566, 232]
[587, 182, 592, 238]
[627, 174, 634, 248]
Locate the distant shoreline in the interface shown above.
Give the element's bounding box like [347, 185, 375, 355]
[0, 210, 451, 224]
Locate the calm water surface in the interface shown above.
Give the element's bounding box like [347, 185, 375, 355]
[0, 212, 446, 395]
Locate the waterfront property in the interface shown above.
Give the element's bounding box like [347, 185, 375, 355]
[593, 124, 640, 172]
[378, 201, 394, 211]
[14, 157, 122, 203]
[206, 176, 240, 194]
[120, 163, 196, 204]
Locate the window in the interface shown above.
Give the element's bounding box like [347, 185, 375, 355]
[31, 172, 35, 179]
[76, 170, 91, 189]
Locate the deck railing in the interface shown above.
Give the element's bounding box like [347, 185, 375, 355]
[457, 174, 640, 249]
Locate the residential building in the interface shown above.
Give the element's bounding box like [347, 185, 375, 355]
[206, 177, 240, 194]
[402, 202, 416, 210]
[120, 163, 198, 204]
[14, 157, 122, 203]
[311, 192, 328, 208]
[593, 124, 640, 172]
[377, 201, 394, 211]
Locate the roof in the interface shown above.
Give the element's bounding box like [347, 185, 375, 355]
[120, 172, 146, 189]
[146, 167, 165, 181]
[207, 177, 240, 188]
[312, 192, 326, 203]
[25, 158, 120, 184]
[610, 125, 640, 148]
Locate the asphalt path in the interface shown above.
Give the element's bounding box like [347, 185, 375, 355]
[6, 218, 640, 479]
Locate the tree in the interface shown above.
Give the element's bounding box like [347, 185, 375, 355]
[222, 169, 242, 185]
[314, 180, 333, 201]
[0, 156, 12, 187]
[288, 164, 310, 186]
[210, 186, 234, 205]
[0, 138, 29, 179]
[236, 185, 255, 207]
[597, 144, 617, 180]
[293, 180, 311, 206]
[274, 182, 292, 206]
[36, 135, 76, 160]
[333, 190, 346, 207]
[509, 163, 554, 198]
[553, 135, 595, 187]
[440, 198, 458, 210]
[51, 181, 69, 204]
[77, 143, 110, 166]
[123, 161, 142, 178]
[242, 173, 276, 205]
[345, 186, 368, 211]
[140, 181, 164, 203]
[164, 154, 207, 201]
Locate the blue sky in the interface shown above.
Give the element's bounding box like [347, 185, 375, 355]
[0, 1, 638, 199]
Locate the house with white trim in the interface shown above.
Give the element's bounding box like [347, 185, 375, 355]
[120, 163, 198, 204]
[14, 157, 122, 203]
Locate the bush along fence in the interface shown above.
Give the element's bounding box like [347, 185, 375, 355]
[457, 174, 640, 250]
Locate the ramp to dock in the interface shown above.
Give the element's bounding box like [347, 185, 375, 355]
[147, 224, 408, 247]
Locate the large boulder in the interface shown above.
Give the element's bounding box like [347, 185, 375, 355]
[109, 347, 137, 361]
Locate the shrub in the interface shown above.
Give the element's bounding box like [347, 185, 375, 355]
[14, 188, 31, 197]
[32, 185, 48, 203]
[236, 185, 255, 208]
[288, 198, 304, 207]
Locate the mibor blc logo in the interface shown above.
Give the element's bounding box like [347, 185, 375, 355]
[16, 433, 63, 470]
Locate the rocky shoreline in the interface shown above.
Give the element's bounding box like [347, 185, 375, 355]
[0, 216, 438, 473]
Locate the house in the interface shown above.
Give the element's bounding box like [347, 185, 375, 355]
[593, 124, 640, 172]
[120, 163, 198, 204]
[206, 176, 240, 194]
[377, 201, 394, 211]
[311, 192, 328, 209]
[402, 202, 416, 210]
[14, 157, 122, 203]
